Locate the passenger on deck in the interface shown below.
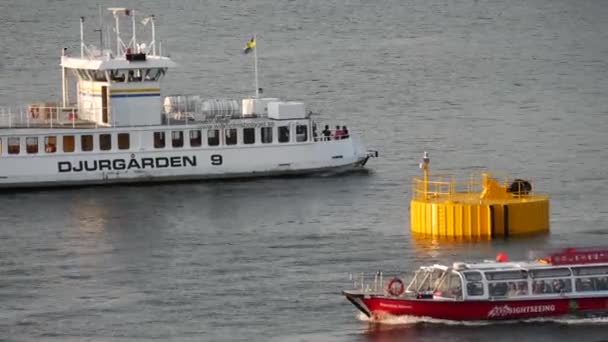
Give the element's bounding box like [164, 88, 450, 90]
[333, 125, 343, 140]
[507, 283, 517, 296]
[322, 125, 331, 140]
[516, 282, 528, 295]
[342, 125, 349, 139]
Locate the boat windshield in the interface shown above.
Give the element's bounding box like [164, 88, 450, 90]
[407, 267, 445, 293]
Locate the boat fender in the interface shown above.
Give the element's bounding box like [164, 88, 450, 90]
[387, 277, 405, 297]
[29, 107, 39, 119]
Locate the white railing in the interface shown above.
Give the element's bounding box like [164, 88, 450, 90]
[0, 105, 80, 129]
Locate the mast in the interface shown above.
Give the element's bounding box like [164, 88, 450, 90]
[254, 34, 259, 99]
[79, 16, 85, 57]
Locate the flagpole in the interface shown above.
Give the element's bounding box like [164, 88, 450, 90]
[254, 34, 259, 99]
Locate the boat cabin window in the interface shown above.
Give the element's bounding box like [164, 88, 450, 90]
[278, 126, 290, 143]
[190, 130, 202, 147]
[529, 268, 571, 278]
[45, 136, 57, 153]
[243, 128, 255, 144]
[172, 131, 184, 148]
[99, 134, 112, 151]
[8, 137, 19, 154]
[0, 138, 2, 155]
[463, 271, 484, 296]
[436, 272, 462, 299]
[26, 137, 38, 154]
[573, 266, 608, 276]
[261, 127, 273, 144]
[93, 70, 107, 82]
[485, 270, 527, 281]
[63, 136, 75, 153]
[490, 281, 528, 297]
[533, 278, 572, 294]
[154, 132, 166, 148]
[76, 69, 91, 81]
[144, 68, 166, 81]
[118, 133, 130, 150]
[410, 268, 445, 293]
[575, 277, 608, 292]
[110, 70, 127, 83]
[208, 129, 219, 146]
[225, 129, 237, 145]
[81, 135, 94, 152]
[296, 125, 308, 142]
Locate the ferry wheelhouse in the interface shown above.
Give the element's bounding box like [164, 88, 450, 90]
[344, 247, 608, 321]
[0, 8, 377, 189]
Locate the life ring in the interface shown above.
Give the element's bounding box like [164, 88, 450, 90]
[29, 107, 39, 119]
[387, 277, 405, 297]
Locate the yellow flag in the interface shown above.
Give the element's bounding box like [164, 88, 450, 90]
[243, 36, 255, 54]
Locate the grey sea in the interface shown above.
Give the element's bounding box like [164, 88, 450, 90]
[1, 0, 608, 341]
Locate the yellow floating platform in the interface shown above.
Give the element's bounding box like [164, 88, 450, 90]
[410, 152, 549, 239]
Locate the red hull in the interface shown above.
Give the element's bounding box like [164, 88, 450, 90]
[348, 294, 608, 321]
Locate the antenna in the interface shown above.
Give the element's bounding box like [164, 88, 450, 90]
[94, 4, 103, 49]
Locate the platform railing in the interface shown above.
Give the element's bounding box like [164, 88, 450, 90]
[411, 172, 538, 201]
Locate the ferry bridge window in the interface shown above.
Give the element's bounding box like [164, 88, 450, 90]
[99, 134, 112, 151]
[154, 132, 166, 148]
[110, 70, 127, 83]
[93, 70, 107, 82]
[118, 133, 130, 150]
[207, 129, 219, 146]
[26, 137, 38, 154]
[243, 128, 255, 144]
[296, 124, 308, 142]
[190, 130, 202, 147]
[172, 131, 184, 148]
[278, 126, 290, 143]
[8, 137, 20, 154]
[225, 128, 237, 145]
[63, 136, 75, 153]
[533, 278, 572, 294]
[45, 136, 57, 153]
[261, 127, 273, 144]
[81, 135, 94, 152]
[0, 137, 2, 155]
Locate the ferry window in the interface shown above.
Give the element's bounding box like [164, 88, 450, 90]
[154, 132, 165, 148]
[93, 70, 107, 82]
[533, 278, 572, 294]
[491, 281, 529, 297]
[243, 128, 255, 144]
[225, 128, 237, 145]
[81, 135, 94, 152]
[575, 277, 608, 292]
[63, 136, 75, 153]
[278, 126, 290, 143]
[99, 134, 112, 151]
[110, 70, 127, 83]
[485, 270, 527, 281]
[466, 282, 484, 296]
[261, 127, 273, 144]
[190, 130, 202, 147]
[296, 124, 308, 142]
[573, 266, 608, 276]
[45, 136, 57, 153]
[208, 129, 219, 146]
[530, 268, 571, 278]
[172, 131, 184, 148]
[0, 137, 2, 154]
[26, 137, 38, 154]
[439, 273, 462, 299]
[118, 133, 130, 150]
[8, 137, 20, 154]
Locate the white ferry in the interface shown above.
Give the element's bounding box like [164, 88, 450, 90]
[0, 8, 377, 189]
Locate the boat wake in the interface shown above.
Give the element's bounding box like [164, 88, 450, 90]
[356, 312, 608, 326]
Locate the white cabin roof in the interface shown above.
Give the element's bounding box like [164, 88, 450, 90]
[61, 55, 177, 70]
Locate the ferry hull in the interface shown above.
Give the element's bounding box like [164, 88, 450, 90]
[0, 139, 373, 189]
[344, 292, 608, 321]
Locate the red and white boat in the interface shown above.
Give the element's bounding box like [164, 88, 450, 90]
[343, 247, 608, 322]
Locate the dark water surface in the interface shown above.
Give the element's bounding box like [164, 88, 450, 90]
[1, 0, 607, 341]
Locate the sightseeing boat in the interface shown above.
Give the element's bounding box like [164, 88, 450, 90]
[0, 8, 377, 189]
[343, 247, 608, 321]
